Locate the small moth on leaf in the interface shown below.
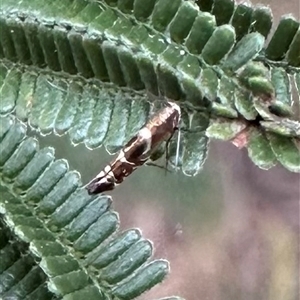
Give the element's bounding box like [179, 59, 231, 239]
[86, 101, 181, 194]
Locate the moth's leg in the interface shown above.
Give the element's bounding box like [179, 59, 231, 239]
[145, 161, 171, 173]
[146, 143, 170, 172]
[149, 142, 165, 161]
[165, 127, 180, 171]
[174, 128, 181, 167]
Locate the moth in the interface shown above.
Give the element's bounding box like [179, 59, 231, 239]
[86, 101, 181, 194]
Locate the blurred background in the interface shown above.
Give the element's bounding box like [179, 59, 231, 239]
[38, 0, 299, 299]
[38, 135, 299, 300]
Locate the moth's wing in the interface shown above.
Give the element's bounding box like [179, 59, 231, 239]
[123, 129, 152, 165]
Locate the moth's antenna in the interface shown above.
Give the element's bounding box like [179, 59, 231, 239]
[46, 79, 66, 93]
[175, 128, 181, 168]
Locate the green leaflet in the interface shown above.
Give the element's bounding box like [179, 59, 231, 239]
[247, 129, 277, 170]
[267, 133, 300, 173]
[265, 15, 299, 61]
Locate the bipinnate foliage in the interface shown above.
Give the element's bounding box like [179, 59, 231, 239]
[0, 0, 299, 299]
[0, 116, 175, 299]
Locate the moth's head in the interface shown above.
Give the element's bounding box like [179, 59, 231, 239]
[86, 171, 115, 195]
[166, 101, 181, 113]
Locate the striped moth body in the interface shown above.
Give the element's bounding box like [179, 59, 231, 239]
[86, 101, 181, 194]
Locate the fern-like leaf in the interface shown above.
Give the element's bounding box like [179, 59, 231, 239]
[0, 0, 299, 174]
[0, 1, 299, 299]
[0, 115, 171, 299]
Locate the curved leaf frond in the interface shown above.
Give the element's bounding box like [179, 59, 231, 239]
[0, 115, 171, 299]
[0, 0, 299, 173]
